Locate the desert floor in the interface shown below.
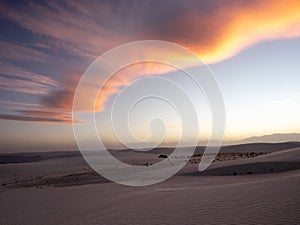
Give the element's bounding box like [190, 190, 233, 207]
[1, 143, 299, 225]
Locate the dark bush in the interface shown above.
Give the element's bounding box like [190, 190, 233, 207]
[159, 154, 168, 159]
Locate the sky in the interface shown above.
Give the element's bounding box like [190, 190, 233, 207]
[0, 0, 300, 152]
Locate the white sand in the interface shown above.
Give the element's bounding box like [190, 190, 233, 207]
[0, 146, 299, 224]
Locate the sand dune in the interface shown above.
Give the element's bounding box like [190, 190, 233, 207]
[185, 147, 300, 176]
[0, 144, 299, 224]
[1, 170, 299, 225]
[2, 142, 299, 164]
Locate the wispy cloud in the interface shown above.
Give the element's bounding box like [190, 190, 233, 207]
[0, 0, 300, 123]
[0, 113, 79, 123]
[0, 100, 82, 123]
[0, 101, 41, 111]
[2, 1, 299, 64]
[0, 62, 58, 86]
[0, 76, 53, 95]
[0, 1, 126, 59]
[0, 40, 50, 62]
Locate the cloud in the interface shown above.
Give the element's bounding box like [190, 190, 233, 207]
[0, 60, 75, 123]
[40, 72, 82, 111]
[1, 1, 299, 64]
[95, 62, 179, 111]
[0, 62, 58, 95]
[0, 113, 79, 123]
[0, 101, 41, 111]
[0, 62, 58, 86]
[94, 0, 300, 110]
[0, 1, 127, 59]
[48, 62, 181, 113]
[136, 0, 300, 64]
[0, 100, 82, 124]
[0, 76, 54, 95]
[0, 40, 50, 62]
[18, 110, 82, 124]
[0, 0, 300, 122]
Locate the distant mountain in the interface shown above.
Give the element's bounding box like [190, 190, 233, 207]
[239, 133, 300, 143]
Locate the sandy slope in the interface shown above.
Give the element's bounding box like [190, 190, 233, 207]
[0, 170, 299, 225]
[185, 147, 300, 176]
[0, 146, 299, 224]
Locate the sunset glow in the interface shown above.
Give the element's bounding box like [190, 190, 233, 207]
[0, 0, 300, 152]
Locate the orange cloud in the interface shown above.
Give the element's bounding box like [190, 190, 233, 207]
[171, 0, 300, 64]
[1, 0, 300, 122]
[95, 62, 178, 111]
[3, 1, 299, 65]
[220, 0, 300, 61]
[91, 0, 300, 112]
[93, 0, 300, 110]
